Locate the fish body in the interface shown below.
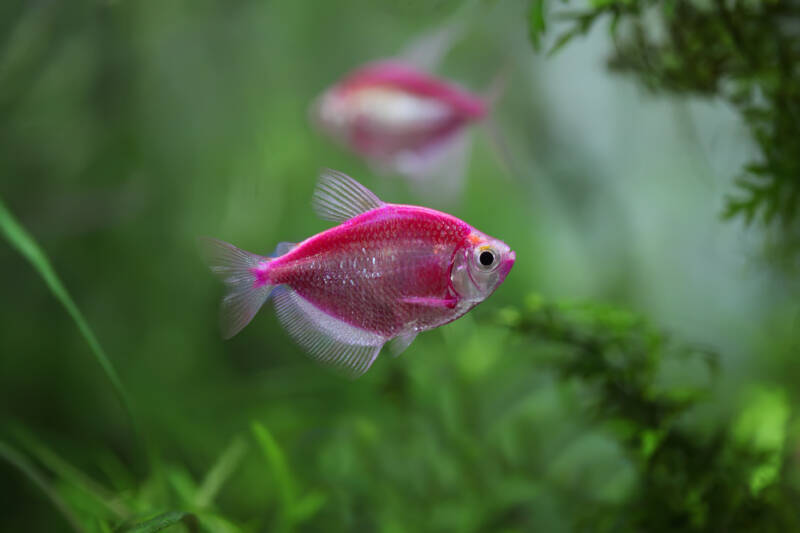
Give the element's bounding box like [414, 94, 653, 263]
[201, 170, 515, 377]
[312, 62, 488, 180]
[270, 205, 473, 337]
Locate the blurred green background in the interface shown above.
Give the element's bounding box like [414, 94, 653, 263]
[1, 0, 799, 531]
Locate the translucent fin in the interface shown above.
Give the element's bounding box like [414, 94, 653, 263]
[483, 65, 509, 108]
[389, 331, 418, 357]
[271, 241, 297, 257]
[273, 287, 386, 378]
[199, 237, 274, 339]
[481, 66, 518, 181]
[312, 169, 384, 223]
[399, 131, 472, 206]
[398, 22, 464, 72]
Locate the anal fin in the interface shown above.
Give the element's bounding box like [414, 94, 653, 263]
[272, 288, 386, 378]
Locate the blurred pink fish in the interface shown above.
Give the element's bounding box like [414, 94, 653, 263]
[313, 61, 486, 171]
[311, 60, 506, 198]
[201, 170, 515, 377]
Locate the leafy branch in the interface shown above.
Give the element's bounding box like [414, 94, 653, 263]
[529, 0, 800, 253]
[500, 296, 800, 531]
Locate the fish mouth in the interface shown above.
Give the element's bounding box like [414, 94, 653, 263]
[499, 250, 516, 280]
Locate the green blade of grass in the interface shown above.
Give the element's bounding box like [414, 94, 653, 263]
[114, 511, 197, 533]
[252, 422, 294, 527]
[0, 440, 86, 533]
[195, 435, 248, 509]
[10, 425, 131, 518]
[0, 198, 141, 448]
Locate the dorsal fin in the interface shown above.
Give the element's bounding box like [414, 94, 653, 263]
[270, 241, 297, 257]
[312, 169, 383, 223]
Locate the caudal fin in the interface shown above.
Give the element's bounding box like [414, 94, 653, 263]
[199, 237, 274, 339]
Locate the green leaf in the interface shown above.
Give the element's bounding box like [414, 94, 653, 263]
[0, 440, 85, 533]
[733, 387, 790, 495]
[10, 426, 129, 518]
[0, 198, 140, 445]
[195, 512, 244, 533]
[547, 26, 583, 57]
[290, 491, 327, 523]
[639, 429, 665, 459]
[251, 422, 294, 509]
[195, 436, 248, 509]
[114, 511, 197, 533]
[166, 467, 198, 506]
[529, 0, 547, 50]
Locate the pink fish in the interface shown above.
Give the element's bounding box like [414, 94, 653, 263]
[201, 170, 515, 377]
[311, 61, 504, 197]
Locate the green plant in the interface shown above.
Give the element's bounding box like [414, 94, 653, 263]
[500, 296, 800, 531]
[529, 0, 800, 254]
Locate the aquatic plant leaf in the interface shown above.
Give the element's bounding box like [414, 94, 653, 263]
[251, 422, 294, 511]
[289, 491, 327, 523]
[733, 387, 790, 495]
[166, 467, 198, 506]
[0, 440, 85, 533]
[0, 197, 138, 438]
[195, 436, 248, 509]
[528, 0, 547, 50]
[114, 511, 197, 533]
[11, 426, 129, 518]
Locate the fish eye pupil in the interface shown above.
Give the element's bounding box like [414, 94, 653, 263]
[479, 250, 495, 267]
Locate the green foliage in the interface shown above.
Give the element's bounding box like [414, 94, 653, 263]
[0, 440, 84, 533]
[1, 429, 247, 532]
[0, 198, 141, 449]
[2, 1, 799, 532]
[115, 512, 197, 533]
[529, 0, 548, 50]
[251, 422, 327, 531]
[3, 292, 798, 531]
[529, 0, 800, 251]
[502, 297, 800, 531]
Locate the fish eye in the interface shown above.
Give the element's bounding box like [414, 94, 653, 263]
[475, 248, 498, 271]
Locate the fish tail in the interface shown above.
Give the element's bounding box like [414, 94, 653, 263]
[199, 237, 275, 339]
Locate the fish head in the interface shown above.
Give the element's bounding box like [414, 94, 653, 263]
[450, 231, 515, 303]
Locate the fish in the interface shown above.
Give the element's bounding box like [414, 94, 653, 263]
[200, 170, 515, 378]
[311, 61, 492, 195]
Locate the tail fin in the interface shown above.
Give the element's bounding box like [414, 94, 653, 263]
[199, 237, 274, 339]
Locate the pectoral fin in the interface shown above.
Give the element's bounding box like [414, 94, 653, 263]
[389, 331, 418, 357]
